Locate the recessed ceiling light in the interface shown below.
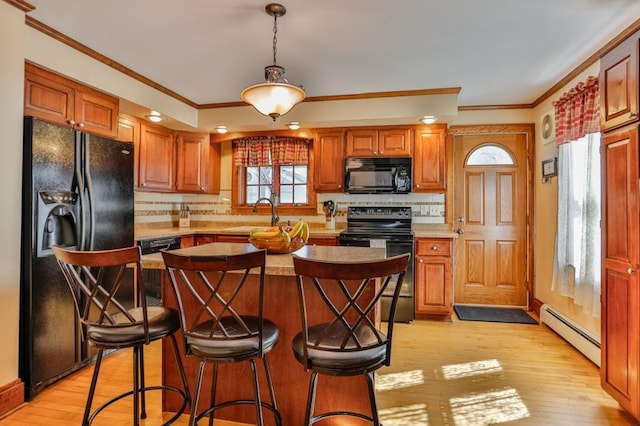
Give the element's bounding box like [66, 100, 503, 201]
[215, 125, 228, 134]
[146, 111, 163, 123]
[419, 115, 436, 124]
[286, 121, 301, 130]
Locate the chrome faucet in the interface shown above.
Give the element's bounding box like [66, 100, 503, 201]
[253, 197, 279, 226]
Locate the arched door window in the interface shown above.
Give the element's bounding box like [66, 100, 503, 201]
[466, 144, 515, 166]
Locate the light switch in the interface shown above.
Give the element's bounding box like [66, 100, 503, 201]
[429, 205, 440, 216]
[420, 205, 428, 215]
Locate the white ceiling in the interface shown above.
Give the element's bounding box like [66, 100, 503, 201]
[26, 0, 640, 124]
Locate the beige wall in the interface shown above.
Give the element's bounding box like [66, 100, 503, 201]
[0, 1, 26, 387]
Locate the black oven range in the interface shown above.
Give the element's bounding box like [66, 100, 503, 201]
[338, 206, 414, 322]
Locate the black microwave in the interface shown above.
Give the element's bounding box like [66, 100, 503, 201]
[344, 157, 412, 194]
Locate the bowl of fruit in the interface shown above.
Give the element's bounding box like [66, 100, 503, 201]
[249, 220, 310, 254]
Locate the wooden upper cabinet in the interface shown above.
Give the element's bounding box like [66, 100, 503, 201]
[75, 89, 119, 137]
[346, 127, 412, 157]
[138, 123, 175, 192]
[117, 115, 141, 187]
[175, 132, 210, 193]
[209, 141, 222, 195]
[413, 125, 447, 192]
[600, 30, 639, 131]
[314, 129, 345, 192]
[24, 63, 119, 138]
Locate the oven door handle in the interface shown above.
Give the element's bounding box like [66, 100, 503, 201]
[342, 236, 384, 242]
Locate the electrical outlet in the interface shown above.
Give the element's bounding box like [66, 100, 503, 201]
[429, 205, 440, 216]
[420, 205, 428, 215]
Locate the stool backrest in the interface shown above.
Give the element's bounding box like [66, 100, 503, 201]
[52, 245, 149, 342]
[292, 253, 410, 367]
[161, 250, 268, 353]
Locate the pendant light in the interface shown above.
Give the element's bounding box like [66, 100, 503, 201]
[241, 3, 305, 121]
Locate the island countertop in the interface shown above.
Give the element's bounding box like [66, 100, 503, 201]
[141, 243, 386, 276]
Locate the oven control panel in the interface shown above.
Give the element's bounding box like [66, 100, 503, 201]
[347, 206, 412, 220]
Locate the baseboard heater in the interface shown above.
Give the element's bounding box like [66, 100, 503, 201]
[540, 304, 601, 367]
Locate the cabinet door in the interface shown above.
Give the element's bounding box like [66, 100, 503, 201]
[138, 123, 175, 191]
[378, 128, 412, 156]
[75, 89, 119, 138]
[216, 235, 250, 243]
[195, 235, 216, 246]
[307, 236, 338, 246]
[24, 66, 75, 127]
[413, 126, 446, 191]
[314, 130, 345, 192]
[601, 127, 640, 417]
[118, 115, 140, 187]
[175, 132, 209, 193]
[415, 238, 453, 319]
[180, 235, 195, 248]
[346, 129, 377, 156]
[600, 31, 639, 131]
[209, 141, 222, 194]
[415, 255, 452, 316]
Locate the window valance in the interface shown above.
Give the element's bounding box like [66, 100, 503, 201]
[232, 136, 311, 166]
[553, 76, 600, 145]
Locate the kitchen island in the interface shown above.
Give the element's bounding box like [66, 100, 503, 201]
[142, 243, 386, 426]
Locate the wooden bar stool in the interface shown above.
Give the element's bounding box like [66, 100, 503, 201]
[292, 253, 411, 426]
[161, 249, 282, 426]
[52, 245, 190, 425]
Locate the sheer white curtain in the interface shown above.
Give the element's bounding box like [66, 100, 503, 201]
[552, 132, 601, 317]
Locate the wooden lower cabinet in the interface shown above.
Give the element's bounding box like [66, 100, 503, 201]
[215, 235, 250, 243]
[180, 235, 195, 248]
[194, 235, 216, 246]
[414, 238, 453, 320]
[308, 236, 338, 246]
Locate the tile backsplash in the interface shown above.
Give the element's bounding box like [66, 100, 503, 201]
[135, 191, 445, 227]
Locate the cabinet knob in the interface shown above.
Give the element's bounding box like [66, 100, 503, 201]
[338, 184, 342, 188]
[419, 259, 424, 263]
[373, 151, 377, 155]
[380, 151, 383, 154]
[628, 268, 636, 274]
[431, 245, 438, 251]
[416, 184, 420, 188]
[68, 119, 75, 126]
[77, 122, 85, 128]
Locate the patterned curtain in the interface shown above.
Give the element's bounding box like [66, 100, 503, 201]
[553, 76, 600, 145]
[232, 137, 271, 167]
[232, 136, 310, 166]
[271, 137, 310, 165]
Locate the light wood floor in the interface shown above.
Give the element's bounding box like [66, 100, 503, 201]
[1, 317, 638, 425]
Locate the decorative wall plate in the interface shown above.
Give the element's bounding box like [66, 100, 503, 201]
[541, 110, 555, 144]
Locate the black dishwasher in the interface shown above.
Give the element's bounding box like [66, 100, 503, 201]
[138, 236, 181, 301]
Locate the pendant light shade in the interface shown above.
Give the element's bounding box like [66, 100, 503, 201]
[241, 4, 305, 121]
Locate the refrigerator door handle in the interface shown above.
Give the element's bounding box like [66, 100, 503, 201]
[74, 132, 89, 251]
[83, 134, 95, 250]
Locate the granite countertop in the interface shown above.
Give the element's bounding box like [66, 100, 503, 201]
[141, 243, 386, 276]
[135, 224, 345, 240]
[136, 223, 458, 240]
[412, 224, 459, 239]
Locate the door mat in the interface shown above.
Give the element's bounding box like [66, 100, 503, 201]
[454, 305, 538, 325]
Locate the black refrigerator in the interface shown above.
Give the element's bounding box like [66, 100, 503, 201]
[19, 117, 134, 399]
